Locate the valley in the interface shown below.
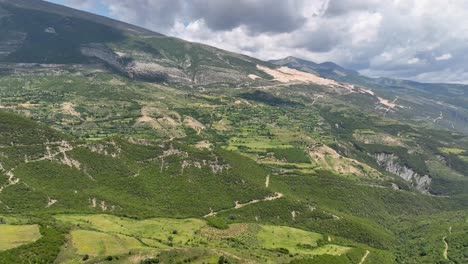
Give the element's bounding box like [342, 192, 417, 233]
[0, 0, 466, 263]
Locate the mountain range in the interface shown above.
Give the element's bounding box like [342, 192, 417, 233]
[0, 1, 466, 263]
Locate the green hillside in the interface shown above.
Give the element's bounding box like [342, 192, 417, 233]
[0, 0, 466, 263]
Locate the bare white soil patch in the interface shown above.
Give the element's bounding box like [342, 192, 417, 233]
[136, 107, 163, 129]
[378, 97, 397, 108]
[18, 102, 39, 108]
[46, 197, 58, 208]
[183, 116, 205, 134]
[359, 88, 375, 96]
[248, 74, 260, 80]
[291, 210, 298, 221]
[257, 65, 339, 86]
[61, 102, 81, 117]
[308, 145, 381, 177]
[194, 140, 212, 149]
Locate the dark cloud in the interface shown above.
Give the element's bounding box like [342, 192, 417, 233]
[189, 0, 306, 33]
[293, 28, 342, 52]
[324, 0, 380, 16]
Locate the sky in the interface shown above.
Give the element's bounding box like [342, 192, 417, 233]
[46, 0, 468, 84]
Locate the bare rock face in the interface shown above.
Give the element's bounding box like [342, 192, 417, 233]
[80, 44, 194, 83]
[79, 42, 254, 85]
[80, 43, 128, 74]
[126, 61, 192, 84]
[374, 153, 432, 194]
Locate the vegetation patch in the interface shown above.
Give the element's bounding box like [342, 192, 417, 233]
[268, 147, 311, 163]
[256, 225, 323, 254]
[0, 224, 41, 251]
[70, 230, 143, 256]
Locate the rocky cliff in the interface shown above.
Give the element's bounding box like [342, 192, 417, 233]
[374, 153, 432, 194]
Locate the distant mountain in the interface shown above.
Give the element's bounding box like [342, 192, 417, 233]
[271, 56, 468, 134]
[270, 56, 359, 78]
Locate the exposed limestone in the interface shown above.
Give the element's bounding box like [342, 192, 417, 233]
[308, 144, 381, 178]
[374, 153, 432, 194]
[183, 116, 205, 134]
[194, 140, 212, 149]
[90, 197, 97, 208]
[248, 74, 260, 80]
[100, 200, 108, 211]
[88, 197, 115, 212]
[89, 141, 121, 158]
[257, 65, 339, 86]
[127, 61, 192, 83]
[60, 151, 81, 169]
[81, 44, 127, 73]
[61, 102, 81, 117]
[6, 170, 19, 185]
[291, 210, 298, 221]
[180, 159, 230, 174]
[160, 145, 187, 159]
[46, 197, 58, 208]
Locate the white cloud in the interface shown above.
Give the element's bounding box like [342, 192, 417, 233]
[55, 0, 468, 83]
[407, 58, 421, 65]
[435, 53, 452, 61]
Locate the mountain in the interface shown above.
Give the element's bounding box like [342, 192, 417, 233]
[272, 56, 468, 134]
[0, 0, 273, 84]
[270, 56, 359, 78]
[0, 1, 467, 264]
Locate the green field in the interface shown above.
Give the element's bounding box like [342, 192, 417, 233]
[256, 225, 323, 254]
[439, 147, 466, 154]
[52, 214, 381, 263]
[0, 224, 41, 251]
[70, 230, 144, 256]
[56, 215, 206, 245]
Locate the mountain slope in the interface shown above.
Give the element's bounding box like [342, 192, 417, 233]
[0, 1, 466, 263]
[271, 56, 468, 134]
[0, 0, 273, 84]
[270, 56, 359, 78]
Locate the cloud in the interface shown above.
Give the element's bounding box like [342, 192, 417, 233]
[188, 0, 306, 33]
[435, 53, 452, 61]
[53, 0, 468, 83]
[407, 58, 421, 65]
